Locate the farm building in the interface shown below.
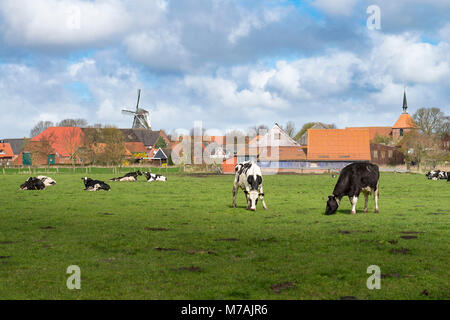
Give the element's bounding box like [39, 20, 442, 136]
[0, 141, 14, 166]
[223, 92, 413, 173]
[11, 126, 169, 166]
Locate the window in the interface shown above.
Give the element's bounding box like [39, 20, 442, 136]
[388, 150, 393, 158]
[274, 133, 281, 140]
[400, 128, 404, 136]
[373, 150, 378, 159]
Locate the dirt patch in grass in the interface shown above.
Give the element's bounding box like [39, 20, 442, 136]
[172, 266, 203, 272]
[216, 238, 239, 241]
[40, 226, 55, 230]
[271, 282, 296, 294]
[259, 237, 278, 243]
[98, 257, 116, 263]
[421, 289, 429, 296]
[0, 256, 11, 259]
[400, 231, 423, 234]
[400, 235, 418, 240]
[388, 239, 398, 244]
[155, 247, 178, 251]
[391, 247, 410, 254]
[381, 273, 401, 279]
[0, 241, 14, 245]
[338, 230, 352, 234]
[98, 212, 114, 216]
[145, 227, 169, 231]
[430, 212, 448, 215]
[187, 250, 216, 255]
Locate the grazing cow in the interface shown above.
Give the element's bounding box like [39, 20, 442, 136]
[82, 177, 111, 191]
[325, 162, 379, 215]
[20, 177, 46, 190]
[143, 172, 167, 182]
[37, 176, 56, 186]
[110, 170, 142, 182]
[232, 161, 267, 211]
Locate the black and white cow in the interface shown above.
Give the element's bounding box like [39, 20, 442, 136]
[325, 162, 379, 215]
[37, 175, 56, 186]
[82, 177, 111, 191]
[20, 177, 46, 190]
[426, 170, 449, 180]
[110, 170, 143, 182]
[232, 161, 267, 211]
[143, 172, 167, 182]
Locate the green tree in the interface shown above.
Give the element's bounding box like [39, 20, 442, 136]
[155, 136, 167, 149]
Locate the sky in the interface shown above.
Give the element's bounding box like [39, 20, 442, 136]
[0, 0, 449, 138]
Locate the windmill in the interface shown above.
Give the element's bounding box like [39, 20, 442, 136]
[122, 89, 151, 129]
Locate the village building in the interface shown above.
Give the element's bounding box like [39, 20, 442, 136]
[0, 141, 14, 166]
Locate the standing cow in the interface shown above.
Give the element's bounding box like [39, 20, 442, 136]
[232, 161, 267, 211]
[325, 162, 379, 215]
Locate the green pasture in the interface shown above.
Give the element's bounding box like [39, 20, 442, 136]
[0, 171, 448, 299]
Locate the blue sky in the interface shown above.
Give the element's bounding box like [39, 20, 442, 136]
[0, 0, 449, 138]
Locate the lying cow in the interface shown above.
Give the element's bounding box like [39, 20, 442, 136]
[232, 161, 267, 211]
[325, 162, 379, 215]
[143, 172, 167, 182]
[82, 177, 111, 191]
[20, 177, 46, 190]
[37, 175, 56, 186]
[426, 170, 449, 180]
[110, 170, 142, 182]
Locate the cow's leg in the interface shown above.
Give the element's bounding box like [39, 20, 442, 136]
[374, 186, 379, 213]
[245, 191, 251, 210]
[363, 191, 369, 213]
[259, 186, 267, 210]
[232, 177, 238, 208]
[350, 196, 358, 214]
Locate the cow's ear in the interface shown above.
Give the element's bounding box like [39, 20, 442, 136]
[328, 196, 334, 200]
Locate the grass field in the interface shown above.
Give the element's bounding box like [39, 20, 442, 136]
[0, 171, 448, 299]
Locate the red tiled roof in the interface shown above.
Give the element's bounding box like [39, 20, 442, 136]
[124, 142, 147, 154]
[31, 127, 85, 157]
[307, 129, 371, 161]
[346, 127, 392, 141]
[393, 113, 417, 129]
[0, 142, 14, 158]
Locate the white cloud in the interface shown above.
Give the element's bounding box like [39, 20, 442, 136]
[0, 0, 132, 48]
[311, 0, 358, 16]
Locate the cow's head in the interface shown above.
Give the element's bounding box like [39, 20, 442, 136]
[137, 170, 143, 176]
[248, 190, 259, 211]
[325, 196, 339, 215]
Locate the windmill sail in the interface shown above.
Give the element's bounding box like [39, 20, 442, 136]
[122, 89, 151, 129]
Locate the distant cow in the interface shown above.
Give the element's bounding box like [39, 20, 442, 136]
[143, 172, 167, 182]
[426, 170, 449, 180]
[325, 162, 379, 215]
[110, 170, 142, 182]
[20, 177, 46, 190]
[37, 176, 56, 186]
[82, 177, 111, 191]
[232, 161, 267, 211]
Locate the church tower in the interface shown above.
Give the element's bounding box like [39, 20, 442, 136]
[392, 89, 417, 140]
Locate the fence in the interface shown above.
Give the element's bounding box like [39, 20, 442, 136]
[0, 166, 181, 175]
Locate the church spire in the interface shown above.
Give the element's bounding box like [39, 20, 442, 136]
[402, 87, 408, 113]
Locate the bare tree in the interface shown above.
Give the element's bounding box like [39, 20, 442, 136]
[248, 124, 268, 137]
[282, 121, 296, 138]
[57, 118, 88, 127]
[413, 108, 447, 136]
[30, 121, 54, 137]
